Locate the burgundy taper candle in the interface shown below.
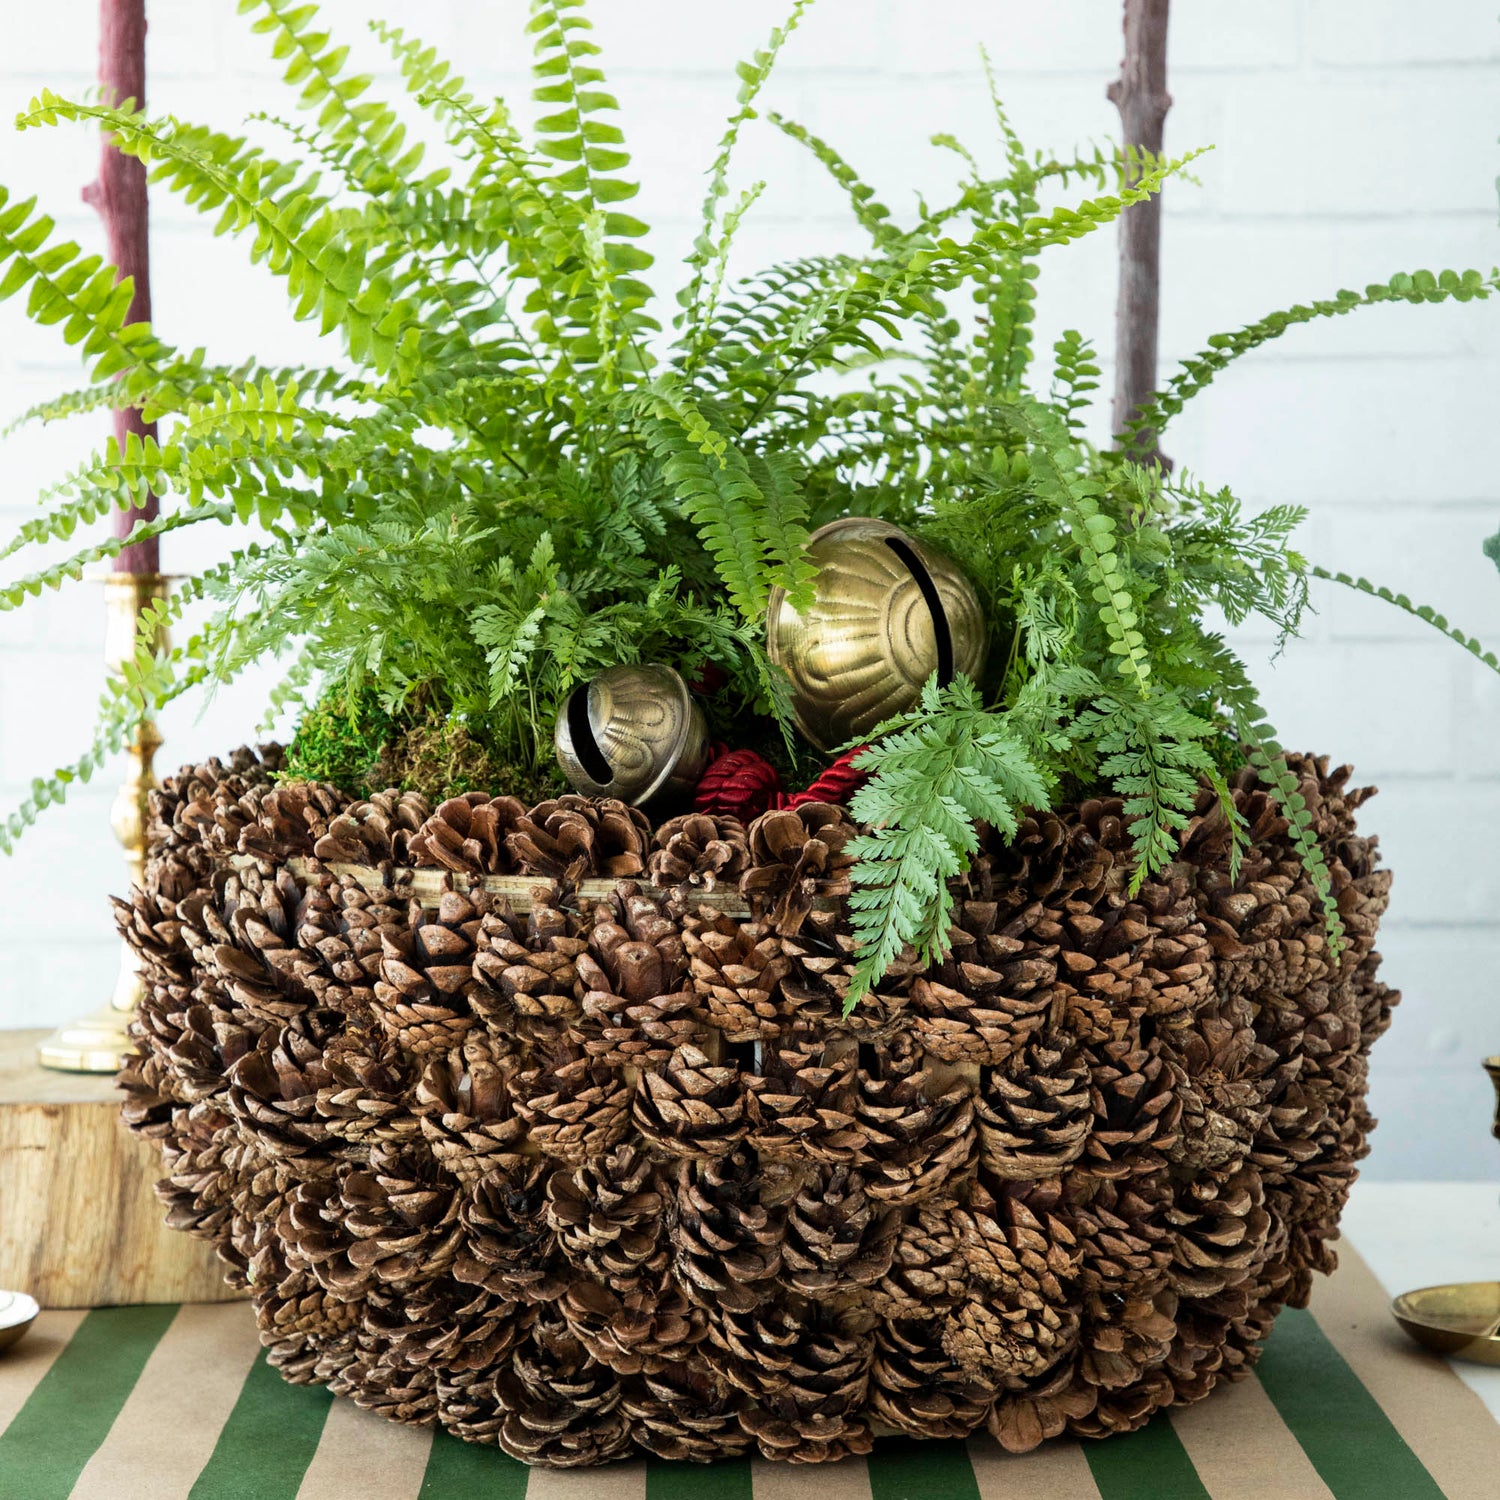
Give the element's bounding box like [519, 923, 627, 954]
[82, 0, 157, 575]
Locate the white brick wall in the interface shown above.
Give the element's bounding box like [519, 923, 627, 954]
[1, 0, 1498, 1181]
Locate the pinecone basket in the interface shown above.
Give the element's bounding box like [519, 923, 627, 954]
[117, 746, 1397, 1468]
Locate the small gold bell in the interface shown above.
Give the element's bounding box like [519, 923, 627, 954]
[554, 663, 711, 806]
[766, 517, 988, 751]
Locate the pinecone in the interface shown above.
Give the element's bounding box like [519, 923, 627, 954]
[559, 1279, 708, 1376]
[953, 1180, 1079, 1306]
[314, 790, 431, 866]
[408, 794, 525, 875]
[490, 1312, 631, 1466]
[866, 1204, 969, 1319]
[372, 890, 484, 1056]
[469, 891, 587, 1040]
[1069, 1368, 1175, 1438]
[1164, 1166, 1272, 1297]
[1078, 1036, 1183, 1180]
[620, 1361, 752, 1462]
[506, 796, 650, 882]
[1069, 1179, 1173, 1297]
[781, 1164, 898, 1298]
[573, 888, 703, 1066]
[976, 1037, 1091, 1179]
[648, 812, 749, 892]
[853, 1035, 977, 1203]
[545, 1142, 667, 1294]
[315, 1026, 421, 1147]
[868, 1318, 994, 1440]
[366, 1280, 526, 1378]
[682, 909, 789, 1041]
[633, 1043, 746, 1159]
[278, 1146, 462, 1296]
[234, 781, 346, 864]
[740, 804, 855, 936]
[704, 1302, 875, 1464]
[988, 1361, 1097, 1453]
[224, 1013, 339, 1166]
[452, 1155, 565, 1302]
[1077, 1284, 1178, 1390]
[291, 877, 408, 1016]
[745, 1039, 862, 1163]
[779, 929, 913, 1039]
[672, 1146, 785, 1312]
[512, 1049, 631, 1164]
[414, 1033, 524, 1185]
[1164, 1000, 1279, 1171]
[943, 1292, 1079, 1385]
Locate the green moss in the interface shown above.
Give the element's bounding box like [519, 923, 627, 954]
[376, 717, 567, 805]
[282, 688, 395, 796]
[283, 688, 570, 804]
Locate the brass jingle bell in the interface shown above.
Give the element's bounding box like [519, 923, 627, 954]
[554, 663, 710, 806]
[766, 517, 987, 751]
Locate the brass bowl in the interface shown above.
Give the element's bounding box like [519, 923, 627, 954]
[554, 664, 710, 806]
[0, 1290, 38, 1355]
[1392, 1282, 1500, 1366]
[766, 518, 988, 752]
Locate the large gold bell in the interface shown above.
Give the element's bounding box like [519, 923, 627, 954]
[554, 663, 710, 805]
[766, 518, 988, 751]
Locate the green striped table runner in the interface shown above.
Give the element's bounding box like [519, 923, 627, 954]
[0, 1244, 1494, 1499]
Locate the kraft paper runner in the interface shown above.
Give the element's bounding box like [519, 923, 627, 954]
[1, 1237, 1497, 1500]
[1167, 1367, 1332, 1500]
[0, 1310, 85, 1434]
[69, 1303, 264, 1500]
[1313, 1243, 1500, 1500]
[966, 1433, 1100, 1499]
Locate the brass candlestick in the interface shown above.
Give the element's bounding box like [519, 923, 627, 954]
[36, 572, 167, 1073]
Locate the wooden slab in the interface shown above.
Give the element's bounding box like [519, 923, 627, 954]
[0, 1029, 245, 1309]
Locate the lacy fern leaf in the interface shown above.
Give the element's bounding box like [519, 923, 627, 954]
[844, 676, 1051, 1010]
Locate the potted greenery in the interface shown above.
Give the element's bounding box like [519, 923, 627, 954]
[3, 0, 1498, 1470]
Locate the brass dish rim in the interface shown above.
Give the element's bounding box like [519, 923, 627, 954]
[1391, 1280, 1500, 1367]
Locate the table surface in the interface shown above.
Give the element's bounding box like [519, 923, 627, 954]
[0, 1178, 1497, 1499]
[1342, 1179, 1500, 1421]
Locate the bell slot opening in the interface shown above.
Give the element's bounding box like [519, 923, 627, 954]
[884, 535, 954, 685]
[565, 685, 615, 786]
[725, 1038, 763, 1074]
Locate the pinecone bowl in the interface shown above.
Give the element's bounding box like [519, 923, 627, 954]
[116, 746, 1396, 1467]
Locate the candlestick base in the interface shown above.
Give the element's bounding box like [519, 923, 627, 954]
[34, 1003, 134, 1073]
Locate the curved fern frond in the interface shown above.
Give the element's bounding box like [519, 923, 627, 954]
[678, 2, 811, 343]
[18, 94, 416, 372]
[766, 110, 899, 249]
[239, 0, 428, 197]
[0, 186, 169, 380]
[1312, 566, 1500, 675]
[0, 504, 233, 614]
[1131, 267, 1500, 443]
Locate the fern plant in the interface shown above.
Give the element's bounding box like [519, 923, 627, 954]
[1, 0, 1496, 1011]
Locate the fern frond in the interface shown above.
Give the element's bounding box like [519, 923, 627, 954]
[239, 0, 427, 196]
[18, 94, 415, 371]
[679, 2, 811, 342]
[765, 111, 898, 248]
[844, 675, 1051, 1008]
[1132, 267, 1500, 442]
[0, 185, 169, 380]
[1312, 566, 1500, 675]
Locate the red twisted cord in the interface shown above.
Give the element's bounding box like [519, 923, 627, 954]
[693, 744, 870, 821]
